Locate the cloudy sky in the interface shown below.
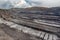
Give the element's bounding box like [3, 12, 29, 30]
[0, 0, 60, 9]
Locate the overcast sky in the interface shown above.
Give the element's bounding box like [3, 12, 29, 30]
[0, 0, 60, 9]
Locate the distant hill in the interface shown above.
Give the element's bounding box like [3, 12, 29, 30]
[0, 7, 60, 22]
[10, 7, 48, 11]
[9, 7, 60, 18]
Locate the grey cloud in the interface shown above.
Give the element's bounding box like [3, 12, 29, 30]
[0, 0, 60, 9]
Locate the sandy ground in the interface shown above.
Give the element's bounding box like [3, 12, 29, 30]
[0, 24, 41, 40]
[0, 26, 14, 40]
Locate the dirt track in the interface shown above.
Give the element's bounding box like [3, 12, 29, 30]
[0, 24, 14, 40]
[0, 24, 42, 40]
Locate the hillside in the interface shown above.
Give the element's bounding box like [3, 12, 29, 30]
[0, 7, 60, 22]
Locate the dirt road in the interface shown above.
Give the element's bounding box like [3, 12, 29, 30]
[0, 24, 41, 40]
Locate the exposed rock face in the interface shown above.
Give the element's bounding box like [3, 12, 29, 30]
[0, 9, 12, 21]
[0, 7, 60, 40]
[0, 7, 60, 30]
[0, 7, 60, 22]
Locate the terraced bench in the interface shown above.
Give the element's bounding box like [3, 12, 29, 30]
[0, 18, 60, 40]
